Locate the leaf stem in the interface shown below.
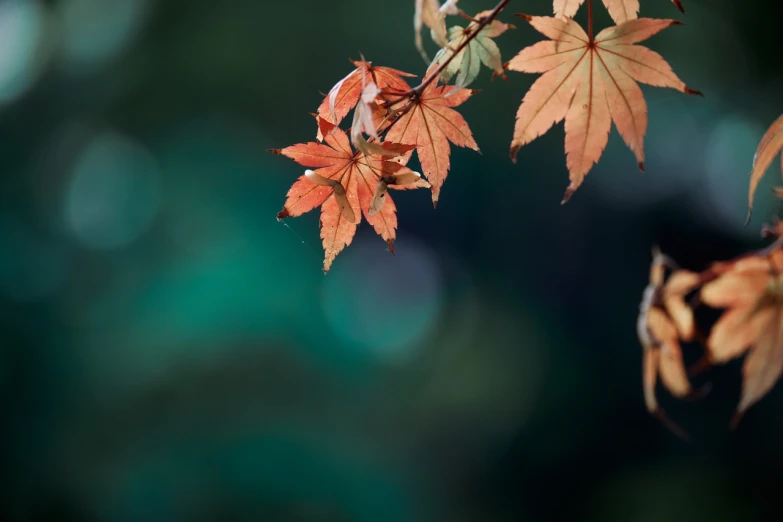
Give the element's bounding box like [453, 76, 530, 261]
[457, 10, 480, 23]
[375, 0, 511, 141]
[411, 0, 511, 98]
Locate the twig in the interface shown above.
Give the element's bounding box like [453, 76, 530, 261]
[411, 0, 512, 98]
[371, 0, 512, 146]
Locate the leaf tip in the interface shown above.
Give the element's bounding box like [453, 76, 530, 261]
[673, 0, 686, 14]
[387, 239, 395, 255]
[685, 87, 703, 97]
[729, 411, 745, 431]
[638, 162, 645, 173]
[514, 13, 532, 22]
[269, 148, 283, 155]
[491, 70, 509, 81]
[510, 144, 520, 163]
[561, 185, 578, 205]
[277, 209, 290, 220]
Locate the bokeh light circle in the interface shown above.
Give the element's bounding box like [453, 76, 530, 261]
[0, 0, 47, 103]
[59, 0, 149, 69]
[699, 115, 772, 238]
[65, 130, 160, 250]
[321, 237, 443, 363]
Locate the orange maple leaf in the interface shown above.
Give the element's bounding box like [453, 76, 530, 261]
[748, 114, 783, 221]
[700, 245, 783, 425]
[553, 0, 684, 24]
[317, 61, 415, 133]
[385, 79, 480, 205]
[638, 249, 700, 438]
[508, 16, 699, 203]
[272, 118, 429, 272]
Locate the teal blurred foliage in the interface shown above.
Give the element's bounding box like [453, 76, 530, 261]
[1, 0, 783, 521]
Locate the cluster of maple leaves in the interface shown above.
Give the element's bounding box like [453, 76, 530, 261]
[639, 114, 783, 436]
[273, 0, 697, 271]
[271, 0, 783, 432]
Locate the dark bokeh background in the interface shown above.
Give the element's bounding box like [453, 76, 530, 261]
[1, 0, 782, 521]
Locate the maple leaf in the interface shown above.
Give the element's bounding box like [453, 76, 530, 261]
[700, 245, 783, 425]
[317, 61, 415, 135]
[440, 0, 460, 15]
[385, 77, 479, 205]
[508, 15, 700, 203]
[638, 249, 700, 438]
[432, 11, 515, 90]
[415, 0, 452, 62]
[553, 0, 685, 24]
[348, 64, 403, 158]
[351, 80, 382, 147]
[748, 114, 783, 222]
[272, 118, 429, 272]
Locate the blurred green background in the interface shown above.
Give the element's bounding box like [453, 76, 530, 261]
[1, 0, 782, 521]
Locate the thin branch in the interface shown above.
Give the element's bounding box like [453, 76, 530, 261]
[411, 0, 512, 97]
[376, 100, 416, 139]
[371, 0, 511, 143]
[457, 10, 480, 23]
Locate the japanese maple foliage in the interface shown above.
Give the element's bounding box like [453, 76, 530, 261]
[701, 249, 783, 425]
[635, 116, 783, 434]
[508, 15, 700, 202]
[637, 249, 701, 439]
[748, 113, 783, 221]
[431, 10, 515, 90]
[640, 228, 783, 433]
[385, 78, 480, 205]
[273, 0, 783, 434]
[274, 0, 703, 272]
[272, 118, 428, 272]
[275, 0, 711, 266]
[317, 63, 415, 129]
[554, 0, 685, 24]
[273, 2, 504, 271]
[415, 0, 453, 61]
